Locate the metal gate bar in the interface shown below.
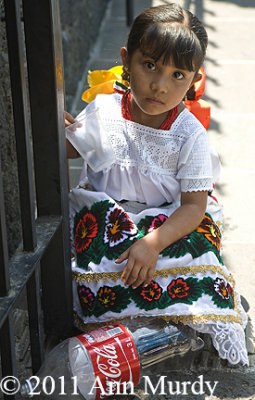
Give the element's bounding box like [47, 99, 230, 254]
[0, 159, 9, 297]
[0, 0, 73, 396]
[4, 0, 36, 252]
[22, 0, 73, 336]
[126, 0, 134, 26]
[0, 216, 62, 331]
[26, 267, 44, 373]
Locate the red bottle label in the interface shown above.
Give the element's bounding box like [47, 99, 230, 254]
[77, 324, 140, 399]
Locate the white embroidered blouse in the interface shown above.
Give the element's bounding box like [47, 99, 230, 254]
[66, 92, 220, 207]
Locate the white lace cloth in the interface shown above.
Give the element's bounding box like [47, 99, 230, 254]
[188, 320, 248, 365]
[66, 93, 220, 206]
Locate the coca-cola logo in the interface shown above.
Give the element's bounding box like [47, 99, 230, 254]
[91, 337, 133, 398]
[92, 341, 122, 379]
[77, 324, 140, 400]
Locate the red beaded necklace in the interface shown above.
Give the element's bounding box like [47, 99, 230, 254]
[121, 90, 178, 130]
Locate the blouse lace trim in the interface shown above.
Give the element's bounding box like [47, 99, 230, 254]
[92, 93, 213, 191]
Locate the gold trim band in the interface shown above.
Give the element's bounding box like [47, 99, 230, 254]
[72, 264, 234, 286]
[74, 311, 242, 332]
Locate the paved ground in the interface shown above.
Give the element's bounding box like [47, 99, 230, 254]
[67, 0, 255, 399]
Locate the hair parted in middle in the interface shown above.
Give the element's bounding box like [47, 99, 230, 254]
[122, 3, 208, 81]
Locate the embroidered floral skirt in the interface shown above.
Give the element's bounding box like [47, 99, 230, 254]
[69, 187, 248, 365]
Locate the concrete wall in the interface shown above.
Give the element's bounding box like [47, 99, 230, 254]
[60, 0, 109, 110]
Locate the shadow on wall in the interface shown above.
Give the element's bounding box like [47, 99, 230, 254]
[212, 0, 255, 6]
[60, 0, 109, 110]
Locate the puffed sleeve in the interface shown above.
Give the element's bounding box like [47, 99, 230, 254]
[176, 129, 214, 192]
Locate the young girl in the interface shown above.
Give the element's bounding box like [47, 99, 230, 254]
[66, 3, 248, 366]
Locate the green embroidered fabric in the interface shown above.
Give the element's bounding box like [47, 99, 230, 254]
[77, 276, 235, 318]
[73, 200, 223, 270]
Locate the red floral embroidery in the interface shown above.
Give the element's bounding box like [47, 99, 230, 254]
[227, 283, 235, 306]
[74, 213, 98, 253]
[98, 286, 117, 308]
[78, 286, 95, 310]
[148, 214, 168, 233]
[140, 281, 162, 302]
[104, 206, 137, 247]
[167, 278, 190, 299]
[196, 215, 221, 251]
[214, 278, 229, 300]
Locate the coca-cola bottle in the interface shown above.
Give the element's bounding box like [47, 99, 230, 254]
[20, 317, 204, 399]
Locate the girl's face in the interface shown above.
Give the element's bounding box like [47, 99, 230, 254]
[121, 47, 201, 127]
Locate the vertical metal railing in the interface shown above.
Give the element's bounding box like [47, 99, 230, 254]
[0, 1, 73, 398]
[126, 0, 134, 26]
[0, 159, 9, 298]
[22, 0, 73, 337]
[4, 0, 37, 253]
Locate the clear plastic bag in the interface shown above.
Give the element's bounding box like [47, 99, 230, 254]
[66, 107, 116, 172]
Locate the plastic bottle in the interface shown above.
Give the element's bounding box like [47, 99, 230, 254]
[20, 317, 204, 399]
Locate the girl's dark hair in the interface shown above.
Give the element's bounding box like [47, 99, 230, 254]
[123, 3, 208, 80]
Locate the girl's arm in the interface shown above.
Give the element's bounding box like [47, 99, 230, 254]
[66, 139, 81, 159]
[65, 111, 81, 159]
[116, 190, 208, 289]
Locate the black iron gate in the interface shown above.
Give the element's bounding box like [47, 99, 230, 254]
[0, 0, 73, 398]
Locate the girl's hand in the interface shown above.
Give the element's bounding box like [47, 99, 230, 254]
[65, 111, 76, 127]
[115, 191, 207, 289]
[115, 237, 159, 289]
